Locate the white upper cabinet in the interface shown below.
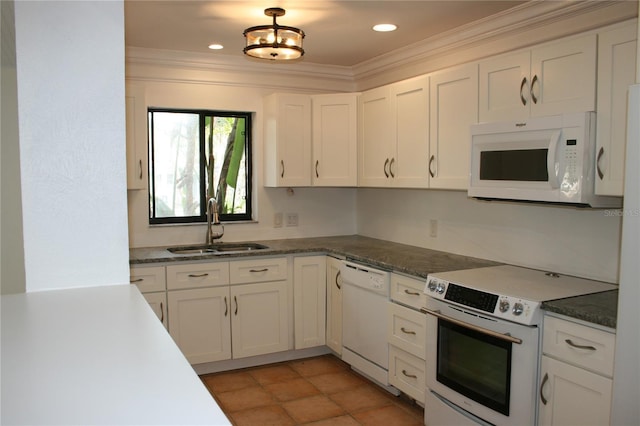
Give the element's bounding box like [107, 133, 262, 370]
[429, 63, 478, 190]
[125, 83, 147, 190]
[595, 21, 638, 196]
[312, 93, 358, 186]
[359, 75, 430, 188]
[264, 93, 312, 187]
[479, 34, 597, 122]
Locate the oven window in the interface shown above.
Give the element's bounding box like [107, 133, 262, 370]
[437, 318, 512, 415]
[480, 149, 548, 181]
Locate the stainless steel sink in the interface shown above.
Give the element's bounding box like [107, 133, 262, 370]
[167, 243, 268, 255]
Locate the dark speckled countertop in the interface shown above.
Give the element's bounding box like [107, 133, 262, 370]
[130, 234, 618, 329]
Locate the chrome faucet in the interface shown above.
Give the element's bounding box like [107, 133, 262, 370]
[206, 196, 224, 245]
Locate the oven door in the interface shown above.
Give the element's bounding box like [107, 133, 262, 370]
[424, 298, 540, 426]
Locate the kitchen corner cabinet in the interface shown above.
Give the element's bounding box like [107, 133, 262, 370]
[125, 83, 148, 190]
[358, 75, 430, 188]
[325, 256, 343, 355]
[264, 93, 312, 187]
[130, 266, 167, 328]
[293, 256, 327, 349]
[595, 21, 638, 196]
[538, 315, 615, 426]
[479, 33, 596, 122]
[312, 93, 358, 186]
[429, 63, 478, 190]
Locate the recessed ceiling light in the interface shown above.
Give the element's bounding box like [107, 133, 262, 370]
[373, 24, 397, 32]
[208, 44, 224, 50]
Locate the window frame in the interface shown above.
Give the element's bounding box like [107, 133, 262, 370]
[148, 107, 253, 225]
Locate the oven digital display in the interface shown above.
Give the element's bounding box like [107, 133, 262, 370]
[444, 283, 499, 313]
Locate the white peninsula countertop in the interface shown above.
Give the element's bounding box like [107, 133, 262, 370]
[1, 284, 231, 425]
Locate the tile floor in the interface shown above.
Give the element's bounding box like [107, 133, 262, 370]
[201, 354, 424, 426]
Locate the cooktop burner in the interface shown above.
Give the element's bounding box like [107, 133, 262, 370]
[424, 265, 617, 325]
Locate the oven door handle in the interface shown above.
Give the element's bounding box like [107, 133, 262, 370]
[420, 307, 523, 345]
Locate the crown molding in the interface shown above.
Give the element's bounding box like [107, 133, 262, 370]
[352, 0, 638, 84]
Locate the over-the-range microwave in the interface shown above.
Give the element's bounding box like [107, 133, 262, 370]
[469, 112, 622, 208]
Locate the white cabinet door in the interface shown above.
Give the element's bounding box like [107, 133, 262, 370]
[530, 34, 596, 117]
[358, 85, 393, 187]
[326, 256, 343, 355]
[312, 93, 358, 187]
[230, 281, 291, 359]
[142, 291, 167, 329]
[429, 63, 478, 190]
[390, 75, 430, 188]
[596, 22, 637, 196]
[539, 355, 613, 426]
[168, 286, 231, 364]
[479, 50, 531, 122]
[293, 256, 327, 349]
[125, 83, 147, 190]
[264, 93, 312, 187]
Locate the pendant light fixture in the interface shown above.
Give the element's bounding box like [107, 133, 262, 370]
[243, 7, 305, 61]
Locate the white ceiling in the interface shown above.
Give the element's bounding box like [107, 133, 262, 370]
[124, 1, 528, 67]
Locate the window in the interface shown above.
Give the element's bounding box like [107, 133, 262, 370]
[148, 109, 252, 224]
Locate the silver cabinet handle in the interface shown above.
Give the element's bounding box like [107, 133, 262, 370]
[130, 278, 143, 283]
[280, 160, 285, 178]
[224, 296, 228, 317]
[160, 301, 164, 323]
[520, 77, 528, 106]
[429, 155, 435, 178]
[596, 147, 605, 180]
[315, 160, 319, 178]
[384, 158, 390, 178]
[402, 369, 417, 379]
[335, 270, 342, 290]
[389, 158, 395, 178]
[404, 289, 420, 296]
[234, 295, 238, 316]
[400, 327, 416, 335]
[249, 268, 268, 273]
[138, 159, 143, 180]
[188, 273, 209, 278]
[530, 75, 539, 104]
[540, 372, 549, 405]
[565, 339, 596, 351]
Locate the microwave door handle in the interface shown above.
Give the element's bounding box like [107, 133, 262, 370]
[547, 130, 562, 189]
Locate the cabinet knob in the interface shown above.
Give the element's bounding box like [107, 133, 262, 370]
[540, 372, 549, 405]
[520, 77, 528, 106]
[530, 75, 539, 104]
[384, 158, 390, 178]
[596, 147, 605, 180]
[280, 160, 285, 178]
[315, 160, 319, 178]
[389, 158, 395, 178]
[429, 155, 435, 178]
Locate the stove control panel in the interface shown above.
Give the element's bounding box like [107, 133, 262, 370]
[424, 276, 540, 325]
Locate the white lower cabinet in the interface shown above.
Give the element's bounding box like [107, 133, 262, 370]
[165, 257, 291, 365]
[130, 266, 167, 328]
[326, 256, 343, 355]
[293, 256, 327, 349]
[539, 315, 615, 426]
[387, 273, 428, 403]
[168, 286, 231, 364]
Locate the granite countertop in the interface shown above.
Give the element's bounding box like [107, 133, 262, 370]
[130, 234, 618, 328]
[130, 235, 499, 279]
[541, 289, 618, 329]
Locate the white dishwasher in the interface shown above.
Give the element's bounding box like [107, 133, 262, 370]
[341, 260, 399, 395]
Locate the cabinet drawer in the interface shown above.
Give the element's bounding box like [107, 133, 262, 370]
[230, 257, 288, 284]
[166, 262, 230, 290]
[391, 273, 427, 310]
[543, 315, 615, 377]
[130, 266, 166, 293]
[388, 302, 427, 359]
[388, 346, 426, 403]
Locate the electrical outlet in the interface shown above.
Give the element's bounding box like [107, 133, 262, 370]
[273, 212, 283, 228]
[429, 219, 438, 238]
[286, 213, 299, 227]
